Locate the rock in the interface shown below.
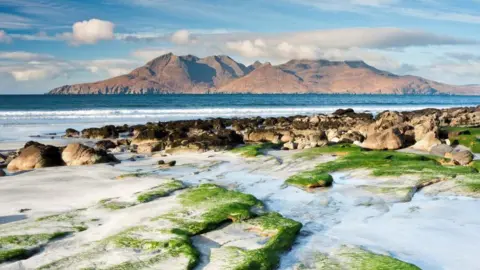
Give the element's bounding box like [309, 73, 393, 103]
[246, 130, 279, 143]
[65, 128, 80, 137]
[158, 160, 165, 165]
[452, 150, 474, 166]
[429, 144, 454, 157]
[339, 131, 364, 143]
[333, 108, 354, 116]
[62, 143, 118, 166]
[0, 153, 6, 164]
[116, 139, 131, 146]
[168, 161, 176, 167]
[283, 141, 297, 150]
[7, 143, 64, 171]
[132, 127, 169, 144]
[81, 125, 118, 139]
[411, 131, 441, 152]
[450, 111, 480, 127]
[0, 169, 5, 177]
[136, 142, 164, 154]
[410, 115, 438, 141]
[373, 111, 405, 131]
[95, 140, 117, 151]
[361, 128, 404, 150]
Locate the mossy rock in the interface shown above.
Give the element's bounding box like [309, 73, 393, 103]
[286, 172, 334, 189]
[0, 232, 70, 263]
[286, 145, 480, 192]
[297, 247, 420, 270]
[137, 180, 185, 203]
[157, 184, 263, 235]
[38, 226, 199, 270]
[206, 213, 302, 270]
[231, 143, 280, 158]
[444, 127, 480, 153]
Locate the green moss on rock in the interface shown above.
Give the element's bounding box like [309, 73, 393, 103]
[286, 172, 334, 189]
[157, 184, 262, 235]
[137, 180, 184, 203]
[445, 127, 480, 153]
[231, 143, 279, 158]
[337, 247, 420, 270]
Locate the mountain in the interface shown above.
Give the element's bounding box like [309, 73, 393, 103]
[48, 53, 480, 95]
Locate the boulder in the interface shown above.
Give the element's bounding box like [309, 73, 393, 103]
[132, 128, 169, 144]
[7, 143, 64, 171]
[339, 131, 364, 144]
[373, 111, 405, 131]
[361, 128, 404, 150]
[136, 142, 164, 154]
[62, 143, 118, 166]
[81, 125, 118, 139]
[410, 115, 438, 141]
[429, 144, 454, 157]
[283, 141, 297, 150]
[333, 108, 354, 116]
[246, 130, 279, 143]
[411, 131, 441, 152]
[450, 111, 480, 127]
[65, 128, 80, 138]
[95, 140, 117, 151]
[452, 150, 474, 166]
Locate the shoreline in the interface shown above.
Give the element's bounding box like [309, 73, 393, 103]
[1, 106, 480, 269]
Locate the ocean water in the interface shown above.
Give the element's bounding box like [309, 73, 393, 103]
[0, 94, 479, 141]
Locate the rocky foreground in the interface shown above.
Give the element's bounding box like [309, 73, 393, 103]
[1, 107, 480, 269]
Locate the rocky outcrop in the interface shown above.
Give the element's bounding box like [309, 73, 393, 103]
[82, 125, 118, 139]
[62, 143, 118, 166]
[48, 53, 480, 95]
[7, 142, 64, 171]
[362, 128, 405, 150]
[412, 131, 441, 151]
[65, 128, 80, 138]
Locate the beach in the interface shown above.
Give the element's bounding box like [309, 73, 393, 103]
[1, 103, 480, 269]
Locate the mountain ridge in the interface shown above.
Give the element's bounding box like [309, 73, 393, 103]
[48, 53, 480, 95]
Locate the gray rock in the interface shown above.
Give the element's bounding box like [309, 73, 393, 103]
[452, 150, 474, 165]
[429, 144, 454, 157]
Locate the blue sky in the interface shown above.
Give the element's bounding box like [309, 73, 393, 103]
[0, 0, 480, 93]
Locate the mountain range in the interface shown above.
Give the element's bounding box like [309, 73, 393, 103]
[48, 53, 480, 95]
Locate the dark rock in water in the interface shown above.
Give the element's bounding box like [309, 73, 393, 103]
[133, 127, 168, 143]
[429, 144, 454, 157]
[333, 108, 354, 116]
[452, 150, 474, 166]
[82, 125, 118, 139]
[62, 143, 119, 166]
[116, 139, 131, 146]
[158, 160, 165, 165]
[7, 143, 64, 171]
[116, 124, 130, 134]
[0, 169, 5, 177]
[168, 160, 176, 167]
[65, 128, 80, 137]
[19, 208, 31, 213]
[95, 140, 117, 151]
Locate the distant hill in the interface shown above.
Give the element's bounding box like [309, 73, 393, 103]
[48, 53, 480, 95]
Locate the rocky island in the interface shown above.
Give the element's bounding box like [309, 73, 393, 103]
[48, 53, 480, 95]
[1, 106, 480, 269]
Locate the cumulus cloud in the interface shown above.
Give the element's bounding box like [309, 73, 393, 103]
[0, 51, 54, 61]
[68, 19, 115, 45]
[132, 48, 170, 61]
[0, 30, 12, 43]
[171, 29, 191, 45]
[226, 39, 266, 58]
[10, 68, 59, 81]
[83, 59, 140, 77]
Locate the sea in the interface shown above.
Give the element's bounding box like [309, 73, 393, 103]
[0, 94, 479, 142]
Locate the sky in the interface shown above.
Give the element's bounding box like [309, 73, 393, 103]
[0, 0, 480, 94]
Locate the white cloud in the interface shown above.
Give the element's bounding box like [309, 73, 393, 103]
[69, 19, 115, 45]
[0, 30, 12, 43]
[132, 48, 170, 61]
[83, 59, 140, 77]
[10, 68, 58, 81]
[0, 51, 54, 61]
[171, 29, 191, 45]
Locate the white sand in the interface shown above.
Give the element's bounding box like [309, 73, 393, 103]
[1, 140, 480, 269]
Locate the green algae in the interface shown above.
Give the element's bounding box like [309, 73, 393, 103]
[293, 144, 362, 160]
[137, 180, 184, 203]
[0, 249, 29, 263]
[286, 172, 334, 189]
[445, 127, 480, 153]
[98, 198, 136, 210]
[337, 247, 420, 270]
[38, 227, 199, 270]
[157, 184, 262, 235]
[287, 146, 480, 191]
[0, 232, 70, 264]
[36, 209, 85, 222]
[231, 143, 279, 157]
[210, 213, 302, 270]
